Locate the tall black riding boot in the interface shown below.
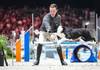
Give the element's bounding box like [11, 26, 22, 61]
[34, 44, 42, 65]
[57, 47, 67, 65]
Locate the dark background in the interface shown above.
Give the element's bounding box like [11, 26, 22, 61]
[0, 0, 100, 15]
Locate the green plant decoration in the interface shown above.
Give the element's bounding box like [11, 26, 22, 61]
[0, 35, 8, 50]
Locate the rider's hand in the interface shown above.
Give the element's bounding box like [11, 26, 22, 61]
[57, 26, 63, 33]
[34, 29, 40, 35]
[50, 34, 57, 40]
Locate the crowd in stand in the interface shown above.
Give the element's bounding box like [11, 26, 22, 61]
[0, 6, 91, 40]
[0, 7, 32, 39]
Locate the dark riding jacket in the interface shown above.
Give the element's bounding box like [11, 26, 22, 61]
[40, 13, 61, 33]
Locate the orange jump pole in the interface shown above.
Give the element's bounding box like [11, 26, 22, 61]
[16, 39, 21, 62]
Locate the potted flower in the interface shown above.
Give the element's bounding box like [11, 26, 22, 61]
[0, 35, 8, 66]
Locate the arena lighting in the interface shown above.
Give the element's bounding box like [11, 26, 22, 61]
[85, 21, 90, 25]
[85, 21, 90, 28]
